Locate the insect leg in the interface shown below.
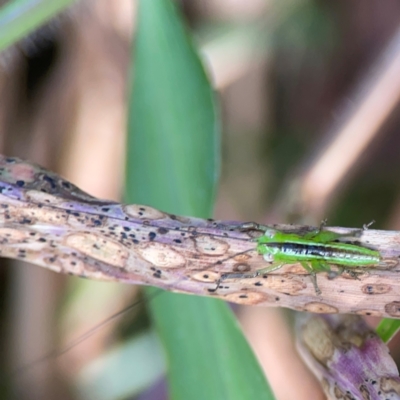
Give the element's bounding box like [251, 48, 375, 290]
[363, 220, 375, 230]
[300, 261, 321, 295]
[306, 227, 366, 243]
[302, 220, 337, 242]
[314, 260, 331, 272]
[332, 220, 375, 239]
[208, 272, 258, 293]
[332, 220, 374, 239]
[210, 262, 284, 292]
[239, 222, 271, 233]
[252, 261, 284, 276]
[303, 219, 374, 243]
[226, 261, 284, 279]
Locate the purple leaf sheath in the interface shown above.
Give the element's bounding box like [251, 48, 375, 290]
[1, 155, 400, 317]
[297, 314, 400, 399]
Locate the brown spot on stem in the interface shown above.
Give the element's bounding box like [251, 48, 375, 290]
[28, 207, 69, 224]
[376, 258, 398, 269]
[333, 385, 347, 399]
[355, 309, 382, 317]
[64, 258, 86, 275]
[266, 275, 306, 294]
[0, 228, 30, 243]
[359, 384, 370, 400]
[301, 317, 333, 364]
[380, 377, 400, 394]
[303, 302, 338, 314]
[9, 163, 36, 182]
[233, 263, 251, 273]
[65, 233, 128, 268]
[286, 264, 308, 275]
[361, 283, 391, 295]
[136, 242, 185, 268]
[233, 252, 252, 262]
[124, 204, 165, 220]
[26, 190, 64, 205]
[385, 301, 400, 317]
[68, 213, 106, 228]
[192, 271, 220, 282]
[224, 291, 267, 305]
[193, 235, 229, 256]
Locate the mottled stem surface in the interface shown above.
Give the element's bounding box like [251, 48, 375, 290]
[0, 155, 400, 317]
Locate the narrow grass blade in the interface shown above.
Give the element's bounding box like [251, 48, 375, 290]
[0, 0, 75, 51]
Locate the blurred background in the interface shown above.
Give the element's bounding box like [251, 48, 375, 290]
[1, 0, 400, 399]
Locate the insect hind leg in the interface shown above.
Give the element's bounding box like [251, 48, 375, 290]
[250, 261, 284, 276]
[239, 222, 271, 233]
[209, 262, 284, 292]
[208, 271, 258, 293]
[300, 261, 321, 295]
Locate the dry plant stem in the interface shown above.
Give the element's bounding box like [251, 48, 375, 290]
[296, 314, 400, 399]
[283, 28, 400, 219]
[1, 155, 400, 317]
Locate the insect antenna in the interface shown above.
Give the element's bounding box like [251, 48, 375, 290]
[9, 289, 164, 380]
[11, 244, 258, 383]
[205, 248, 258, 293]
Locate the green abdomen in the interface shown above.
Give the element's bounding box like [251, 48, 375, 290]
[264, 242, 380, 266]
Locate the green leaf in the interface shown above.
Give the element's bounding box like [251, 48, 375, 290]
[376, 318, 400, 343]
[148, 289, 273, 399]
[0, 0, 75, 51]
[126, 0, 219, 218]
[125, 0, 274, 399]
